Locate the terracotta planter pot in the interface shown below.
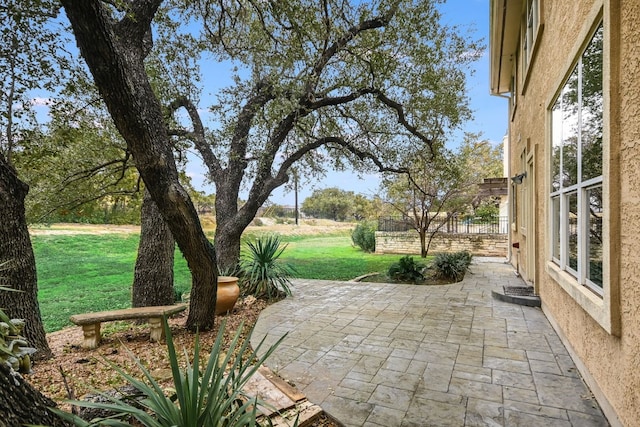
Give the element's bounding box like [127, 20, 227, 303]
[216, 276, 240, 315]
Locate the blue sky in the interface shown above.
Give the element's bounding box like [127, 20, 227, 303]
[186, 0, 509, 205]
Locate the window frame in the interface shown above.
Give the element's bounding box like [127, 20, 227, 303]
[545, 4, 618, 336]
[520, 0, 544, 92]
[549, 22, 604, 296]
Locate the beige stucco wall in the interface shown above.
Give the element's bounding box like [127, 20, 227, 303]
[375, 231, 507, 257]
[616, 0, 640, 420]
[505, 1, 640, 425]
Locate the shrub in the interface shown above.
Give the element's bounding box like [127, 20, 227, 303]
[54, 319, 287, 426]
[239, 235, 296, 299]
[351, 221, 376, 253]
[474, 203, 500, 223]
[387, 256, 425, 284]
[431, 251, 473, 282]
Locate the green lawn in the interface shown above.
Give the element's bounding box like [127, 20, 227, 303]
[32, 232, 419, 332]
[278, 235, 406, 280]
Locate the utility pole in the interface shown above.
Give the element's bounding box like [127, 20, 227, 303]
[294, 170, 299, 225]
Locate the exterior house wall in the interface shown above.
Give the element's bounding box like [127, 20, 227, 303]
[493, 0, 640, 425]
[375, 231, 507, 257]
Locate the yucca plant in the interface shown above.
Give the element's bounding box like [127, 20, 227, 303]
[53, 319, 287, 426]
[239, 235, 296, 300]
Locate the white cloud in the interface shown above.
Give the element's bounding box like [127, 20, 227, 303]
[30, 97, 53, 107]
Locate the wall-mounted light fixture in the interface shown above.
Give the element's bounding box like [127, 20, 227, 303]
[511, 172, 527, 185]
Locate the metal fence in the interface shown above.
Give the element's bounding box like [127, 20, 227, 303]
[377, 216, 509, 234]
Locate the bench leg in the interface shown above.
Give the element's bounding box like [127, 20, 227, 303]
[149, 317, 164, 342]
[81, 323, 101, 349]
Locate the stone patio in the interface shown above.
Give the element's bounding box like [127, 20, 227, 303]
[251, 259, 609, 427]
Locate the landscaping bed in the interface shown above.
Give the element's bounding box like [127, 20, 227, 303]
[355, 271, 458, 285]
[26, 297, 338, 426]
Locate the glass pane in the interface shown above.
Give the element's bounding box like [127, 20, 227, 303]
[551, 98, 562, 191]
[561, 66, 579, 188]
[552, 196, 561, 261]
[567, 192, 578, 272]
[587, 186, 603, 288]
[581, 24, 603, 181]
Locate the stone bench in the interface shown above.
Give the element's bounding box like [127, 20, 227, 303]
[69, 304, 187, 349]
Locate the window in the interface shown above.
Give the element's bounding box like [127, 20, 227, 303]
[521, 0, 541, 74]
[550, 23, 603, 295]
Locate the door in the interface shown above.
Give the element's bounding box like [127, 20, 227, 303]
[525, 150, 536, 287]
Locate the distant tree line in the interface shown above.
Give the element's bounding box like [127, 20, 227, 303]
[301, 188, 389, 221]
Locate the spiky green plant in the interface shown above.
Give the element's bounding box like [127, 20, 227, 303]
[239, 235, 296, 300]
[53, 319, 286, 426]
[431, 251, 473, 282]
[387, 256, 425, 284]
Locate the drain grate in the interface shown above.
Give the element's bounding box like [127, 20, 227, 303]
[503, 286, 535, 297]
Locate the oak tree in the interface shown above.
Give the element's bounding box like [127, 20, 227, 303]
[61, 0, 218, 330]
[161, 0, 481, 270]
[60, 0, 480, 325]
[0, 0, 71, 357]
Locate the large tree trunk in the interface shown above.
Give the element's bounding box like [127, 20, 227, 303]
[132, 189, 175, 307]
[0, 364, 71, 427]
[62, 0, 217, 331]
[0, 154, 52, 359]
[214, 222, 243, 273]
[214, 193, 258, 271]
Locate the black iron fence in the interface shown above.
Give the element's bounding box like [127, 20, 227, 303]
[378, 216, 509, 234]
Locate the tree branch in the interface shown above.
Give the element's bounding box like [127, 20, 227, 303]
[37, 170, 143, 223]
[307, 87, 376, 110]
[258, 135, 408, 205]
[60, 153, 132, 186]
[373, 89, 435, 149]
[168, 96, 222, 175]
[226, 78, 275, 175]
[113, 0, 162, 51]
[306, 2, 399, 96]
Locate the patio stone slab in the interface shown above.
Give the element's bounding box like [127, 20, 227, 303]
[251, 259, 609, 426]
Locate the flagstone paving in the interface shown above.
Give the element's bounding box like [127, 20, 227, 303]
[251, 259, 609, 427]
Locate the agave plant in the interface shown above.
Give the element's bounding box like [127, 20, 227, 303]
[53, 319, 286, 426]
[239, 235, 296, 300]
